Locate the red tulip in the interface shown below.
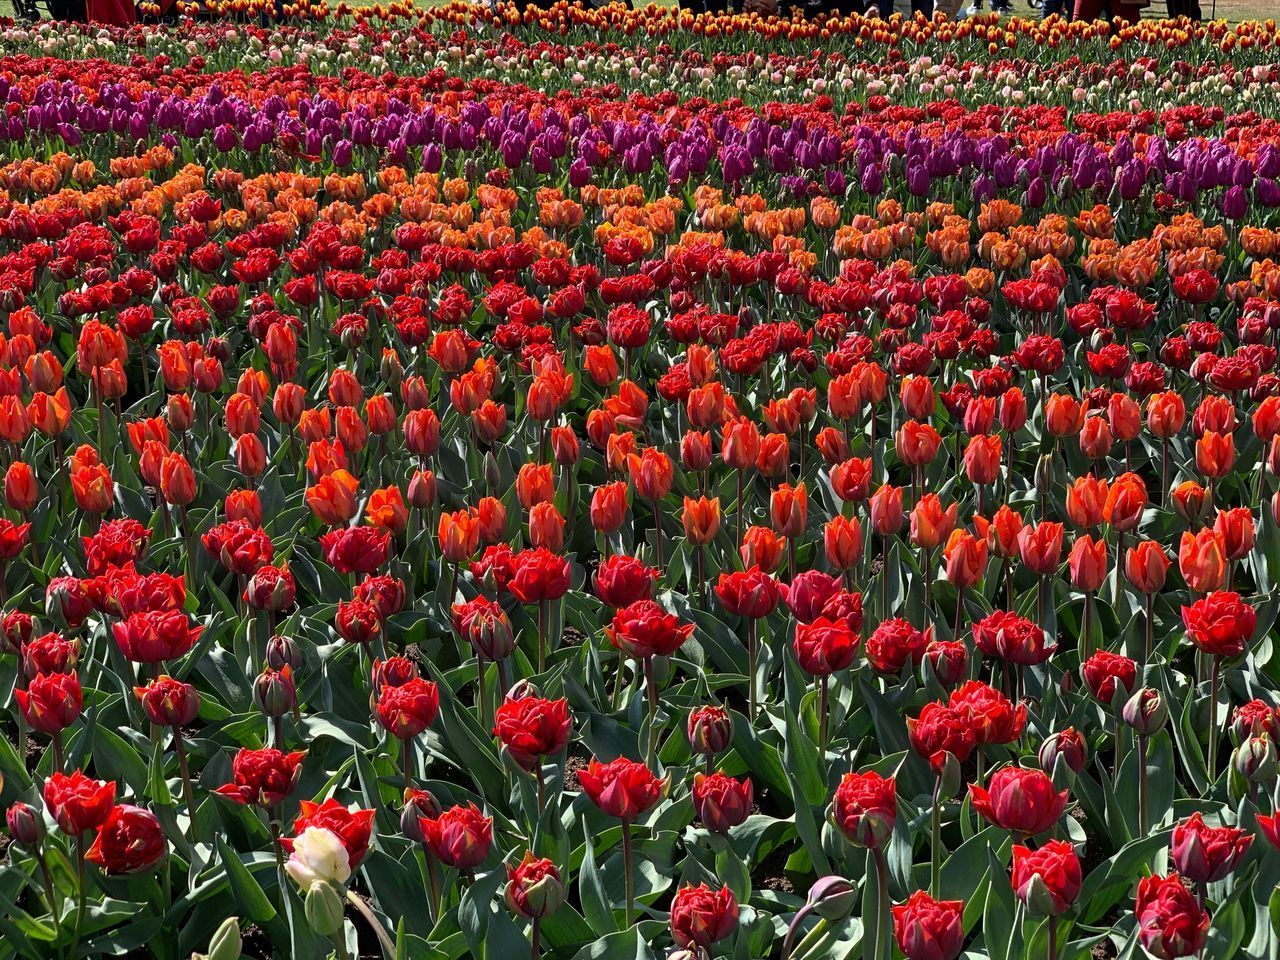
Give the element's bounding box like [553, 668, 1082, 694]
[43, 770, 115, 835]
[669, 884, 738, 949]
[1011, 840, 1081, 916]
[1171, 813, 1253, 883]
[375, 677, 440, 739]
[1135, 874, 1209, 960]
[606, 600, 693, 659]
[969, 766, 1068, 836]
[1081, 651, 1138, 703]
[578, 757, 664, 822]
[505, 852, 564, 919]
[692, 771, 752, 833]
[134, 675, 200, 727]
[833, 770, 896, 849]
[420, 803, 493, 870]
[908, 702, 976, 773]
[1018, 521, 1063, 576]
[213, 748, 305, 807]
[507, 548, 572, 604]
[687, 705, 733, 756]
[948, 681, 1025, 746]
[866, 617, 927, 675]
[893, 891, 965, 960]
[1125, 541, 1170, 593]
[15, 670, 81, 734]
[286, 799, 375, 868]
[85, 805, 165, 875]
[1182, 591, 1256, 658]
[111, 610, 202, 664]
[793, 617, 860, 676]
[493, 695, 572, 771]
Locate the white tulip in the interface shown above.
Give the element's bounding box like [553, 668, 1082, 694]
[285, 827, 352, 892]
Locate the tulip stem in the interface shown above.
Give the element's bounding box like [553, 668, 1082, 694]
[1208, 656, 1221, 785]
[621, 819, 635, 928]
[747, 620, 757, 720]
[1137, 734, 1148, 836]
[174, 727, 198, 839]
[818, 674, 829, 750]
[332, 929, 350, 960]
[36, 850, 62, 951]
[871, 847, 889, 960]
[424, 850, 443, 926]
[51, 727, 64, 774]
[643, 657, 659, 770]
[736, 469, 744, 551]
[346, 889, 397, 959]
[930, 774, 942, 897]
[70, 834, 87, 960]
[530, 916, 541, 960]
[1048, 915, 1059, 960]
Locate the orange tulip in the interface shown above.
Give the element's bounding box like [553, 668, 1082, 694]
[827, 371, 861, 420]
[4, 461, 36, 512]
[770, 483, 807, 539]
[1125, 541, 1170, 594]
[963, 435, 1002, 486]
[529, 502, 565, 552]
[306, 469, 360, 526]
[1178, 528, 1227, 593]
[365, 486, 409, 537]
[1018, 521, 1064, 576]
[159, 453, 196, 507]
[591, 482, 629, 534]
[900, 375, 935, 420]
[71, 462, 113, 514]
[824, 516, 864, 571]
[682, 496, 722, 546]
[516, 463, 555, 510]
[438, 509, 480, 564]
[630, 447, 675, 503]
[740, 526, 784, 573]
[910, 494, 958, 551]
[984, 504, 1025, 559]
[1107, 393, 1141, 443]
[943, 528, 988, 589]
[895, 420, 942, 467]
[756, 433, 789, 479]
[721, 417, 761, 471]
[1103, 472, 1147, 533]
[1195, 430, 1234, 479]
[1065, 474, 1108, 529]
[1067, 535, 1107, 592]
[869, 484, 904, 537]
[1078, 416, 1113, 459]
[1213, 507, 1255, 562]
[1171, 481, 1210, 522]
[1145, 391, 1186, 439]
[1044, 394, 1082, 438]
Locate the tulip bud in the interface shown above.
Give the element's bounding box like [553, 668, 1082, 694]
[1122, 688, 1168, 736]
[1034, 453, 1055, 497]
[936, 750, 963, 799]
[255, 665, 296, 718]
[1038, 728, 1087, 777]
[401, 788, 442, 842]
[1233, 736, 1277, 783]
[806, 876, 857, 922]
[6, 801, 44, 846]
[206, 917, 242, 960]
[266, 635, 303, 672]
[380, 350, 403, 392]
[687, 705, 733, 756]
[505, 679, 542, 702]
[484, 452, 501, 494]
[504, 853, 565, 919]
[304, 882, 346, 937]
[408, 469, 437, 510]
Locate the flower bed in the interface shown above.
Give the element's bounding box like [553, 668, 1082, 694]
[3, 7, 1280, 960]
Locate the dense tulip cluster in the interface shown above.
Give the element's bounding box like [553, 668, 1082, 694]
[2, 5, 1280, 960]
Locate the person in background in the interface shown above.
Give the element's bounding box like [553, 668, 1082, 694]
[84, 0, 136, 22]
[1071, 0, 1141, 21]
[1165, 0, 1200, 18]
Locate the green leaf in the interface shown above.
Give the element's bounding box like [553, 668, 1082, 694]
[579, 821, 619, 935]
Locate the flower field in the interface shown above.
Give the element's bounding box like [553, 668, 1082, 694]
[4, 5, 1280, 959]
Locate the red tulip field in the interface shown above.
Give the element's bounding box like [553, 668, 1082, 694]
[3, 5, 1280, 960]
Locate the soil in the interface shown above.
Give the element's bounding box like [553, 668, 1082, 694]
[563, 750, 589, 794]
[755, 840, 796, 894]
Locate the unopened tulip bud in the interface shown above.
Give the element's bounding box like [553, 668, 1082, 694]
[401, 788, 442, 842]
[380, 350, 403, 392]
[936, 750, 963, 799]
[255, 665, 297, 718]
[6, 802, 44, 846]
[505, 679, 542, 702]
[1035, 453, 1055, 496]
[484, 452, 501, 494]
[807, 876, 858, 922]
[1233, 736, 1277, 783]
[304, 882, 345, 937]
[266, 635, 303, 672]
[206, 917, 242, 960]
[1122, 688, 1168, 736]
[1038, 728, 1087, 778]
[505, 852, 565, 919]
[408, 469, 437, 509]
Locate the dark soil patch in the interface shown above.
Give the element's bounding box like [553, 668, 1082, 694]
[756, 840, 796, 895]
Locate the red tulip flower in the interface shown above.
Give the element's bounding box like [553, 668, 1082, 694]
[1171, 813, 1253, 884]
[893, 890, 965, 960]
[578, 757, 664, 823]
[606, 600, 693, 659]
[1011, 840, 1081, 916]
[375, 677, 440, 739]
[15, 670, 82, 735]
[493, 695, 572, 771]
[669, 884, 739, 950]
[969, 766, 1068, 837]
[213, 748, 306, 807]
[85, 805, 166, 875]
[1135, 874, 1210, 960]
[420, 803, 493, 871]
[691, 771, 752, 833]
[833, 771, 896, 849]
[43, 770, 116, 836]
